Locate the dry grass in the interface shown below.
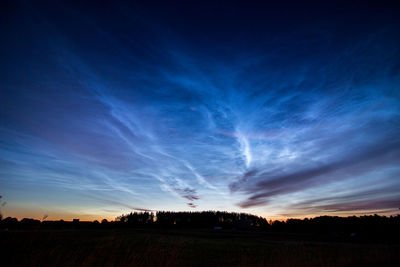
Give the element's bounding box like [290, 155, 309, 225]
[1, 229, 399, 266]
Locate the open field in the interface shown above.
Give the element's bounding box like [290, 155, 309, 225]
[1, 229, 399, 266]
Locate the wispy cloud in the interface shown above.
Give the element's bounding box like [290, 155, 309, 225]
[1, 1, 399, 219]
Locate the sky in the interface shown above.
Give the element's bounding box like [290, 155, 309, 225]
[1, 1, 400, 221]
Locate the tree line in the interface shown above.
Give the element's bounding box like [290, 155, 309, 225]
[116, 211, 269, 228]
[1, 211, 399, 238]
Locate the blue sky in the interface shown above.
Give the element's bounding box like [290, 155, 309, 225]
[1, 1, 400, 220]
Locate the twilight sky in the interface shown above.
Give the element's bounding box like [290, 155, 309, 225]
[1, 1, 400, 220]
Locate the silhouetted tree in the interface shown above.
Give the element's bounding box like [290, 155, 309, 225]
[20, 218, 41, 229]
[1, 217, 18, 229]
[0, 195, 3, 221]
[116, 211, 269, 229]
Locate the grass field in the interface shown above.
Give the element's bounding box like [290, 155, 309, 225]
[1, 229, 399, 266]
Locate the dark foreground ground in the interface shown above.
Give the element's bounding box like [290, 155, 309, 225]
[1, 228, 399, 267]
